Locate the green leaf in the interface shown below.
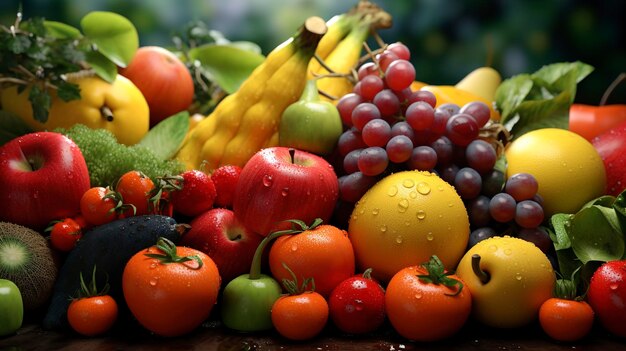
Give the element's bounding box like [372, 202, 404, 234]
[85, 50, 118, 83]
[80, 11, 138, 67]
[9, 35, 31, 54]
[189, 43, 265, 94]
[56, 81, 81, 102]
[570, 206, 625, 264]
[507, 90, 571, 138]
[0, 110, 34, 146]
[138, 112, 190, 160]
[550, 214, 572, 250]
[532, 61, 594, 93]
[28, 85, 52, 123]
[614, 190, 626, 232]
[43, 21, 82, 39]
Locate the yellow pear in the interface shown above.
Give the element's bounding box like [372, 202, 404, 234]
[455, 67, 502, 102]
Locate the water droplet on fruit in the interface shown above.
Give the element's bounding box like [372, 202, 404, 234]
[398, 199, 409, 212]
[306, 190, 311, 196]
[515, 274, 522, 281]
[417, 182, 431, 195]
[387, 185, 398, 197]
[562, 162, 567, 167]
[345, 304, 355, 313]
[149, 278, 158, 286]
[355, 300, 364, 311]
[371, 208, 379, 216]
[414, 292, 422, 299]
[281, 188, 289, 197]
[504, 248, 512, 255]
[489, 245, 498, 252]
[380, 225, 387, 233]
[426, 232, 434, 241]
[395, 235, 403, 244]
[610, 283, 619, 290]
[33, 191, 39, 199]
[402, 179, 415, 188]
[149, 263, 157, 269]
[416, 210, 426, 220]
[262, 174, 273, 187]
[409, 191, 417, 199]
[438, 186, 444, 192]
[291, 243, 298, 252]
[404, 221, 411, 226]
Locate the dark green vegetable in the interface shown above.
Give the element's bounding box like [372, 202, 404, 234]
[42, 215, 186, 330]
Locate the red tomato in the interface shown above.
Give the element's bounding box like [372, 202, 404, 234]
[79, 187, 122, 226]
[569, 104, 626, 141]
[49, 218, 83, 252]
[587, 260, 626, 338]
[67, 295, 118, 337]
[115, 170, 155, 216]
[385, 256, 471, 342]
[328, 268, 386, 334]
[539, 297, 594, 342]
[271, 291, 329, 341]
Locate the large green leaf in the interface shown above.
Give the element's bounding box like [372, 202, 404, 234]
[80, 11, 138, 67]
[570, 206, 625, 263]
[43, 21, 82, 39]
[189, 43, 265, 94]
[138, 112, 190, 160]
[85, 50, 118, 83]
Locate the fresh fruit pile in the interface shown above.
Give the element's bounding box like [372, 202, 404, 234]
[1, 0, 626, 347]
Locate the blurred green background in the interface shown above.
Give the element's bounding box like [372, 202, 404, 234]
[2, 0, 624, 104]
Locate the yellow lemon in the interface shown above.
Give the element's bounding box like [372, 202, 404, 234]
[505, 128, 606, 216]
[348, 170, 470, 283]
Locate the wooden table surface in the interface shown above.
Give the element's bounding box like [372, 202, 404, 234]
[2, 313, 625, 351]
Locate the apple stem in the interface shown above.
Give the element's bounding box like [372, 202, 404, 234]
[289, 148, 296, 164]
[101, 106, 114, 122]
[471, 254, 490, 284]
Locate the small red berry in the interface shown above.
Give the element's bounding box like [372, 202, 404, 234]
[211, 165, 242, 208]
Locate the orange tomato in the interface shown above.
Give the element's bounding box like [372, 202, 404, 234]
[271, 291, 329, 341]
[67, 295, 118, 337]
[79, 187, 120, 226]
[122, 238, 221, 337]
[269, 224, 355, 298]
[385, 256, 471, 342]
[115, 170, 155, 216]
[539, 298, 594, 342]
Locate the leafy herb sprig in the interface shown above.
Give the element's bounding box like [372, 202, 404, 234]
[0, 7, 138, 123]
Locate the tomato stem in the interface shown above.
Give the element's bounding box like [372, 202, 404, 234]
[417, 255, 464, 296]
[144, 237, 203, 270]
[471, 254, 490, 285]
[280, 262, 315, 295]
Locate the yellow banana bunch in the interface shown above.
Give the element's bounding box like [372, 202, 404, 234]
[175, 17, 327, 171]
[308, 1, 392, 103]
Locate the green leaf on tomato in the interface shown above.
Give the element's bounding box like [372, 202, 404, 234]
[495, 61, 594, 140]
[189, 43, 265, 94]
[80, 11, 138, 68]
[570, 205, 624, 264]
[138, 111, 190, 160]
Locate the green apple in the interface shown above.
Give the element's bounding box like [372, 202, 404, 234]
[279, 79, 343, 155]
[0, 279, 23, 337]
[455, 236, 555, 328]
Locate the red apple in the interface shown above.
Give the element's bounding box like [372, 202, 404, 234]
[181, 208, 263, 283]
[120, 46, 194, 127]
[588, 260, 626, 338]
[592, 120, 626, 196]
[0, 132, 91, 230]
[233, 147, 339, 236]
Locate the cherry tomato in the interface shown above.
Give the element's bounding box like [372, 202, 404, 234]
[67, 268, 118, 337]
[539, 298, 594, 342]
[328, 268, 386, 334]
[385, 256, 471, 342]
[115, 170, 155, 216]
[49, 218, 83, 252]
[79, 187, 122, 226]
[169, 170, 217, 217]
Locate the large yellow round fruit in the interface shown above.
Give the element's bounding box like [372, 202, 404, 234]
[456, 236, 555, 329]
[505, 128, 606, 217]
[348, 171, 470, 283]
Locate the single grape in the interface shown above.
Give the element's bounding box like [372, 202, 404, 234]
[406, 145, 437, 171]
[337, 128, 367, 156]
[516, 227, 552, 254]
[430, 136, 454, 166]
[465, 139, 497, 174]
[489, 193, 517, 223]
[384, 59, 415, 92]
[360, 74, 385, 101]
[505, 173, 539, 201]
[351, 102, 381, 131]
[438, 164, 459, 185]
[467, 195, 492, 228]
[336, 93, 363, 127]
[339, 172, 378, 203]
[468, 227, 498, 249]
[386, 135, 413, 163]
[390, 121, 416, 141]
[387, 42, 411, 60]
[459, 101, 491, 127]
[515, 200, 545, 229]
[358, 146, 389, 176]
[408, 90, 437, 108]
[357, 62, 379, 80]
[445, 113, 480, 146]
[405, 101, 435, 131]
[454, 167, 482, 200]
[430, 109, 451, 136]
[482, 169, 506, 197]
[375, 50, 399, 72]
[362, 119, 392, 147]
[437, 103, 460, 116]
[373, 89, 401, 118]
[343, 149, 363, 174]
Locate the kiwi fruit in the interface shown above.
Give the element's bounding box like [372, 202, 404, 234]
[0, 222, 58, 311]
